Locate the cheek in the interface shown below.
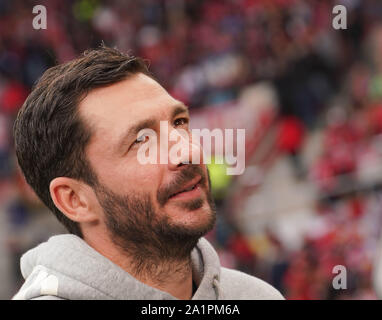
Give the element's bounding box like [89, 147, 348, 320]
[119, 164, 161, 194]
[201, 164, 210, 185]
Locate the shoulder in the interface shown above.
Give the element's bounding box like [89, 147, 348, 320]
[219, 267, 285, 300]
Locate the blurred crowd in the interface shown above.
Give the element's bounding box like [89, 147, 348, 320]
[2, 0, 382, 299]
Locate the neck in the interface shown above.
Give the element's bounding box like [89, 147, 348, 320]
[84, 230, 195, 300]
[135, 258, 194, 300]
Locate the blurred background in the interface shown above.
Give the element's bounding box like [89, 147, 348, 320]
[2, 0, 382, 299]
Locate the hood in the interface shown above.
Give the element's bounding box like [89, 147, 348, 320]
[12, 234, 222, 300]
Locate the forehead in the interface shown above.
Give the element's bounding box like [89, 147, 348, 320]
[78, 73, 180, 151]
[79, 73, 177, 127]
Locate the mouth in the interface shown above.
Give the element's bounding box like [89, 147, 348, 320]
[168, 176, 203, 201]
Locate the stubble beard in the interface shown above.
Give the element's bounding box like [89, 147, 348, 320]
[93, 165, 216, 280]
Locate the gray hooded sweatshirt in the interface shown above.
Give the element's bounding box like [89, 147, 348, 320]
[12, 235, 284, 300]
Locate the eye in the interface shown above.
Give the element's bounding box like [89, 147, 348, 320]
[174, 117, 189, 127]
[132, 134, 149, 146]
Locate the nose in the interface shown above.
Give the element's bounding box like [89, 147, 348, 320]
[166, 126, 203, 171]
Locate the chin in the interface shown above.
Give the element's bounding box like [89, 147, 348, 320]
[166, 200, 216, 233]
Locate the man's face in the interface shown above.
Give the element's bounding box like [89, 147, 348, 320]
[79, 73, 216, 256]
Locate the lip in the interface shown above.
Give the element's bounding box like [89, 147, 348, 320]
[168, 176, 202, 200]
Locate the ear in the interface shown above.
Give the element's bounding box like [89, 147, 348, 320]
[49, 177, 98, 224]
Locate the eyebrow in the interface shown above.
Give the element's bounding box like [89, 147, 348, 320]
[171, 103, 189, 119]
[115, 103, 189, 155]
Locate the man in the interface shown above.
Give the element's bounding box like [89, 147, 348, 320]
[12, 46, 283, 300]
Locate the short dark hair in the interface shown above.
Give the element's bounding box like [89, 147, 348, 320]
[13, 46, 151, 237]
